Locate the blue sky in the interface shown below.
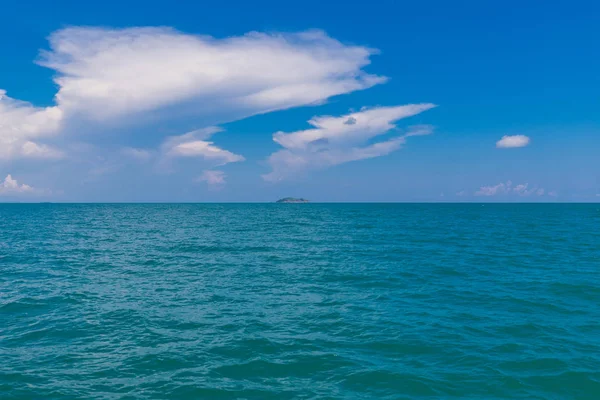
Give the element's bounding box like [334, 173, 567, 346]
[0, 0, 598, 202]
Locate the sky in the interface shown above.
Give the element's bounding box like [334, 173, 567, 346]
[1, 0, 598, 202]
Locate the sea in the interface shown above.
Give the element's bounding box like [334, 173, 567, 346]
[1, 203, 599, 399]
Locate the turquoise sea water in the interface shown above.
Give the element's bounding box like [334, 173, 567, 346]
[1, 204, 599, 399]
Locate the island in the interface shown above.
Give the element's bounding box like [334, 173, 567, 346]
[276, 197, 310, 203]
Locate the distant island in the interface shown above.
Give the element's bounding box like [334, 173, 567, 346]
[276, 197, 310, 203]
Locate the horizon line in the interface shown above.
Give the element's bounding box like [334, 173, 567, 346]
[0, 201, 598, 205]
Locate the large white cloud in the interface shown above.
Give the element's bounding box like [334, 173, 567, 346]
[263, 104, 436, 181]
[41, 27, 385, 119]
[0, 27, 385, 161]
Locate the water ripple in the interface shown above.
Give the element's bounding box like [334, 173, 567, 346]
[1, 204, 599, 399]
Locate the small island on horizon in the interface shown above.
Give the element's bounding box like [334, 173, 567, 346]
[276, 197, 310, 203]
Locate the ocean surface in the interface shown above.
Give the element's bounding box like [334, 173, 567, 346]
[1, 204, 599, 399]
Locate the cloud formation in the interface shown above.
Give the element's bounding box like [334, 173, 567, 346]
[0, 27, 386, 162]
[496, 135, 530, 148]
[263, 104, 436, 181]
[0, 174, 35, 195]
[475, 181, 547, 197]
[20, 141, 65, 160]
[42, 27, 384, 119]
[0, 91, 64, 160]
[162, 127, 244, 166]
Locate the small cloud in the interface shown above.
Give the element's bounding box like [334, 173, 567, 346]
[343, 117, 357, 125]
[456, 190, 466, 197]
[475, 181, 512, 196]
[512, 183, 529, 195]
[163, 127, 224, 148]
[404, 124, 435, 138]
[0, 174, 37, 195]
[475, 180, 549, 197]
[496, 135, 530, 148]
[512, 184, 545, 197]
[548, 191, 558, 197]
[196, 170, 226, 187]
[163, 127, 244, 166]
[20, 141, 64, 160]
[168, 141, 244, 164]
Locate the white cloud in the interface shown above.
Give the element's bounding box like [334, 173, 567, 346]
[167, 142, 243, 164]
[548, 191, 558, 197]
[0, 90, 64, 160]
[475, 181, 512, 196]
[39, 27, 384, 120]
[512, 183, 528, 195]
[162, 127, 244, 166]
[263, 104, 436, 181]
[1, 27, 384, 163]
[0, 91, 63, 138]
[0, 174, 35, 195]
[20, 141, 65, 159]
[196, 170, 226, 186]
[475, 181, 548, 197]
[496, 135, 530, 148]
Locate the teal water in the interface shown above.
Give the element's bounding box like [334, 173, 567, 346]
[1, 204, 599, 399]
